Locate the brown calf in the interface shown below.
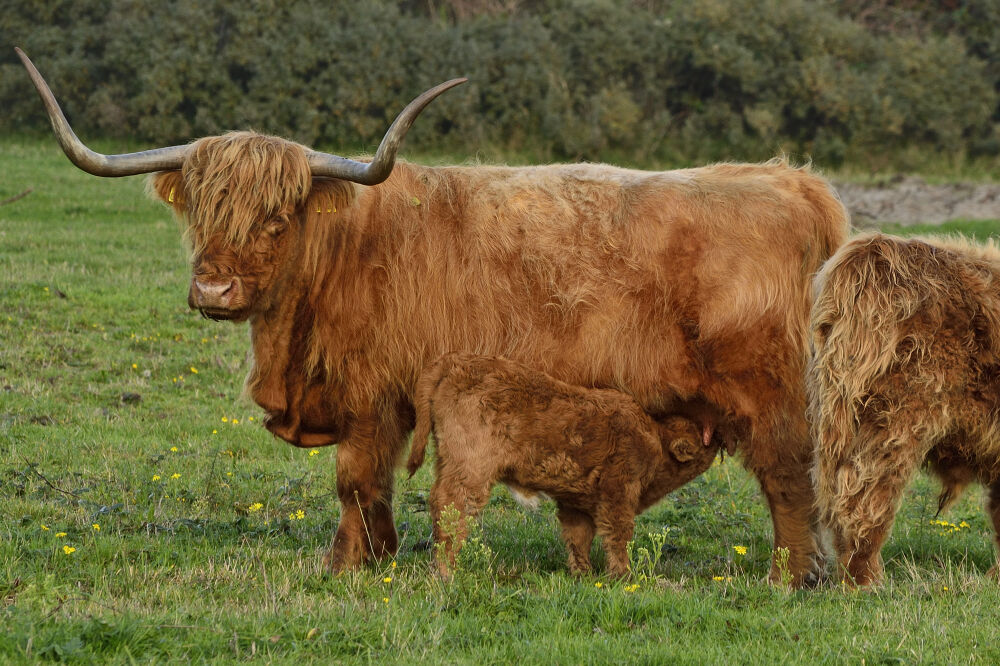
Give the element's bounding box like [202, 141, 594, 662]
[407, 352, 719, 577]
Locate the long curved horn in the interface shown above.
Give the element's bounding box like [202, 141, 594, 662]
[306, 77, 467, 185]
[16, 47, 188, 177]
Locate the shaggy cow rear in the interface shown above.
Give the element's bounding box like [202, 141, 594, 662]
[809, 232, 1000, 585]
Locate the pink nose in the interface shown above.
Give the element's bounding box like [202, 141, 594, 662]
[190, 277, 237, 309]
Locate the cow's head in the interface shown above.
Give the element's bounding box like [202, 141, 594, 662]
[149, 132, 321, 321]
[16, 47, 464, 321]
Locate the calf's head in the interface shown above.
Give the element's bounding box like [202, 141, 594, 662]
[15, 47, 465, 320]
[656, 416, 719, 471]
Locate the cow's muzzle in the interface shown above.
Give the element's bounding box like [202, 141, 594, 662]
[189, 276, 248, 320]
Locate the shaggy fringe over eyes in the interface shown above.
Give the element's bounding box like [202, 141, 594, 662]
[179, 131, 313, 254]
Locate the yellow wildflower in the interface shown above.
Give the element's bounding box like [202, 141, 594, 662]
[171, 473, 181, 479]
[190, 366, 198, 374]
[391, 561, 397, 569]
[222, 417, 228, 423]
[212, 429, 218, 435]
[383, 576, 392, 583]
[232, 419, 239, 425]
[594, 582, 603, 588]
[131, 363, 137, 369]
[248, 503, 263, 513]
[309, 450, 319, 457]
[55, 532, 67, 538]
[63, 545, 76, 555]
[170, 446, 178, 452]
[383, 597, 389, 604]
[733, 545, 747, 556]
[152, 475, 161, 481]
[92, 524, 100, 531]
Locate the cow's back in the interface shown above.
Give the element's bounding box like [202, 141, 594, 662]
[379, 160, 848, 437]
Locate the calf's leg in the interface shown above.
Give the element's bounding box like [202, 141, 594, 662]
[556, 505, 596, 575]
[429, 466, 493, 578]
[594, 486, 641, 579]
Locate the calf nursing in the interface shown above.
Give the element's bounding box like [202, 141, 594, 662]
[21, 47, 849, 584]
[810, 233, 1000, 585]
[407, 353, 719, 577]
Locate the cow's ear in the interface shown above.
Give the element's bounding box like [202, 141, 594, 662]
[147, 171, 186, 213]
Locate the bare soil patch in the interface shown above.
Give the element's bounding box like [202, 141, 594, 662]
[834, 176, 1000, 228]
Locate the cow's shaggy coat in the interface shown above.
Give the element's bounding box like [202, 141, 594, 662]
[21, 44, 850, 583]
[406, 352, 719, 577]
[142, 132, 855, 583]
[809, 232, 1000, 585]
[145, 133, 848, 583]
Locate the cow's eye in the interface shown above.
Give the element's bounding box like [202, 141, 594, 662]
[264, 219, 287, 237]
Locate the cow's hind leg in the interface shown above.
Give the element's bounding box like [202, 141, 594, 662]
[743, 420, 826, 586]
[754, 457, 826, 587]
[556, 505, 596, 575]
[820, 421, 932, 587]
[325, 416, 405, 572]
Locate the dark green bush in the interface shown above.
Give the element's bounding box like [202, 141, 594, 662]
[1, 0, 996, 167]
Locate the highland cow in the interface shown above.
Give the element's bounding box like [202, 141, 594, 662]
[406, 352, 720, 577]
[810, 232, 1000, 586]
[19, 47, 848, 585]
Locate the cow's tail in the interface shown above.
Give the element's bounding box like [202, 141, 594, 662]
[807, 233, 944, 534]
[406, 353, 456, 478]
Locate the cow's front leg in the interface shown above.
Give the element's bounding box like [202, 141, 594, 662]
[324, 417, 404, 572]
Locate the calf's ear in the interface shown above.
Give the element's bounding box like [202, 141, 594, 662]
[668, 437, 698, 463]
[147, 171, 186, 214]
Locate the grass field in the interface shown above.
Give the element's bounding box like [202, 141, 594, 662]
[3, 138, 1000, 663]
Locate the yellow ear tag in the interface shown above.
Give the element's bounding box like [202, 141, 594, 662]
[316, 206, 322, 213]
[168, 187, 175, 203]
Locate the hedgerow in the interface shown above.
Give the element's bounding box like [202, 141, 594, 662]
[1, 0, 997, 167]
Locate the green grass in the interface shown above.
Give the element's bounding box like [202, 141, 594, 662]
[4, 137, 1000, 663]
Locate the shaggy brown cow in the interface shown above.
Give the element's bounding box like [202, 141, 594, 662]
[809, 232, 1000, 586]
[406, 352, 720, 577]
[19, 48, 848, 585]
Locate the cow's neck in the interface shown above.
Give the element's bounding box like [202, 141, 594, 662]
[246, 271, 314, 418]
